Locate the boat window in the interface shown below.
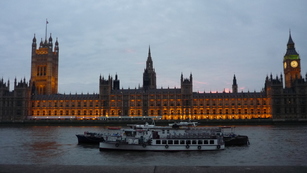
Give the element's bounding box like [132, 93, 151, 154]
[162, 140, 167, 144]
[192, 140, 197, 144]
[186, 140, 191, 144]
[210, 140, 214, 144]
[174, 140, 179, 144]
[125, 131, 133, 136]
[204, 140, 208, 144]
[156, 140, 161, 144]
[168, 140, 173, 145]
[180, 140, 185, 144]
[198, 140, 203, 145]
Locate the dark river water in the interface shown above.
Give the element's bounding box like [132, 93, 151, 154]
[0, 124, 306, 166]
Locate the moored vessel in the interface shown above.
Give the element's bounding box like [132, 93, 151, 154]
[76, 127, 122, 144]
[99, 125, 225, 151]
[220, 126, 250, 146]
[76, 131, 105, 144]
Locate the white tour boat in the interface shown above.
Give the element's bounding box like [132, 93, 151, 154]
[99, 124, 225, 151]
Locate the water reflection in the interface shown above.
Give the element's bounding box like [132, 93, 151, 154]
[22, 126, 62, 163]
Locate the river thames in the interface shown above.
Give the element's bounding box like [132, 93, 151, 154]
[0, 124, 306, 166]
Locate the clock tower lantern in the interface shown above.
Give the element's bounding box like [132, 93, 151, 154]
[283, 32, 301, 88]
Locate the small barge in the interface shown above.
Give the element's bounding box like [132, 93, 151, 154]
[76, 127, 121, 144]
[76, 132, 105, 144]
[221, 126, 250, 146]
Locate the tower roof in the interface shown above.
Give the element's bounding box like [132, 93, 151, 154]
[147, 46, 152, 62]
[233, 75, 237, 85]
[284, 32, 299, 59]
[287, 33, 294, 45]
[32, 34, 36, 42]
[146, 46, 153, 70]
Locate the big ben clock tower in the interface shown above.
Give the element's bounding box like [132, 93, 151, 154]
[283, 32, 301, 88]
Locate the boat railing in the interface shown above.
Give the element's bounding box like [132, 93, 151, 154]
[164, 133, 216, 139]
[189, 127, 221, 131]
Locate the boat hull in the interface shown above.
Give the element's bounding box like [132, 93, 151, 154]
[224, 135, 249, 146]
[99, 142, 225, 151]
[76, 134, 104, 144]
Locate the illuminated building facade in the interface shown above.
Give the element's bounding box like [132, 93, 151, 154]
[31, 34, 59, 95]
[0, 32, 306, 121]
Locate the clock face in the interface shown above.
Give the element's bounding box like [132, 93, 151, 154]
[290, 61, 298, 68]
[284, 62, 287, 69]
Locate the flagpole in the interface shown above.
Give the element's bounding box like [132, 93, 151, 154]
[45, 19, 48, 41]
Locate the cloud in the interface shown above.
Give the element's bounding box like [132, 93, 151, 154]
[1, 0, 307, 92]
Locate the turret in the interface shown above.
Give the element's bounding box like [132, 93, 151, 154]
[264, 74, 283, 95]
[146, 46, 153, 70]
[54, 38, 59, 53]
[113, 74, 120, 90]
[32, 34, 37, 54]
[48, 33, 53, 50]
[39, 38, 43, 48]
[14, 78, 29, 89]
[143, 46, 156, 90]
[0, 78, 10, 96]
[99, 75, 113, 95]
[232, 75, 238, 93]
[181, 73, 193, 94]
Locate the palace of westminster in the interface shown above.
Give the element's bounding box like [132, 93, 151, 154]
[0, 30, 307, 121]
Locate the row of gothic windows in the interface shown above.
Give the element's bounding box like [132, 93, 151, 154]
[37, 66, 46, 76]
[33, 110, 99, 116]
[99, 108, 268, 116]
[32, 101, 99, 107]
[32, 98, 268, 108]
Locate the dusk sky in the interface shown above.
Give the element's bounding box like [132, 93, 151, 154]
[1, 0, 307, 94]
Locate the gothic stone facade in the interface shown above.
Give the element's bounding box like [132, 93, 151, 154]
[1, 33, 306, 121]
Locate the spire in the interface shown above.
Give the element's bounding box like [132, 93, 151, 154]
[48, 33, 53, 49]
[147, 45, 152, 62]
[55, 37, 59, 45]
[40, 38, 43, 48]
[146, 46, 153, 70]
[32, 34, 37, 49]
[285, 31, 299, 57]
[32, 34, 36, 43]
[54, 37, 59, 52]
[49, 33, 52, 42]
[232, 74, 238, 93]
[233, 74, 237, 85]
[287, 30, 294, 45]
[143, 46, 156, 90]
